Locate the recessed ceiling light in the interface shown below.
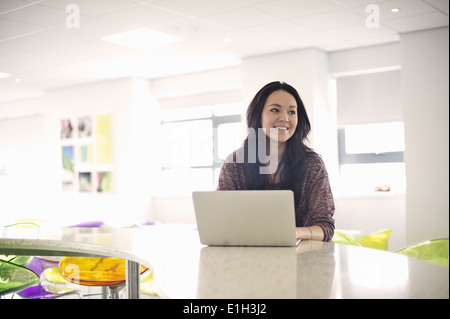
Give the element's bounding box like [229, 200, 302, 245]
[391, 8, 400, 13]
[102, 28, 182, 49]
[0, 72, 10, 79]
[223, 38, 232, 44]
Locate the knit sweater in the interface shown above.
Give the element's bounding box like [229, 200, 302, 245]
[217, 150, 335, 242]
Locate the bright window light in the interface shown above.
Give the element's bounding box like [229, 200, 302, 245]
[339, 163, 406, 194]
[217, 122, 247, 160]
[161, 168, 214, 194]
[0, 72, 10, 79]
[161, 120, 213, 167]
[159, 101, 244, 195]
[102, 28, 182, 49]
[347, 248, 408, 291]
[161, 106, 212, 122]
[345, 122, 404, 154]
[213, 102, 244, 116]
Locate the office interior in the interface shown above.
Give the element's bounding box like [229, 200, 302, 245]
[0, 0, 448, 253]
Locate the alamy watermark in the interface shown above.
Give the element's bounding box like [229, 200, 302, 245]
[64, 3, 381, 30]
[169, 127, 280, 175]
[225, 128, 280, 175]
[66, 4, 80, 29]
[365, 4, 380, 29]
[63, 263, 80, 284]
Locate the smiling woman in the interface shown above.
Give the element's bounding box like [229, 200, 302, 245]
[260, 89, 298, 146]
[217, 81, 335, 242]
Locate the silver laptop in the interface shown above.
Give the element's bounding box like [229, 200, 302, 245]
[192, 190, 300, 247]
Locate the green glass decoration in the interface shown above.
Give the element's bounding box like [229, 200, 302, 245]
[0, 259, 40, 296]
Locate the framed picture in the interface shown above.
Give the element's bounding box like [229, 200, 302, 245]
[62, 145, 75, 191]
[60, 113, 113, 193]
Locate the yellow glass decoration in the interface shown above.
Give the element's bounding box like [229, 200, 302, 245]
[332, 230, 362, 247]
[59, 257, 148, 286]
[140, 271, 160, 296]
[358, 230, 392, 250]
[40, 267, 75, 294]
[396, 238, 449, 267]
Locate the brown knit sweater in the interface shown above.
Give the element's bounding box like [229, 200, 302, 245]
[217, 150, 335, 242]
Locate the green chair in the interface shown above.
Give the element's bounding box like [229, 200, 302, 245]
[396, 238, 449, 266]
[358, 229, 392, 250]
[0, 259, 40, 296]
[332, 230, 362, 247]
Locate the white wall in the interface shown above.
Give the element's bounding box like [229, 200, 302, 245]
[0, 78, 159, 227]
[328, 42, 401, 76]
[400, 27, 449, 244]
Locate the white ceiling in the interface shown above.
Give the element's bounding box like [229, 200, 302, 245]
[0, 0, 448, 103]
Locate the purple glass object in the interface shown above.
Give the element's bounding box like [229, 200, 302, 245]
[17, 257, 59, 299]
[70, 221, 104, 228]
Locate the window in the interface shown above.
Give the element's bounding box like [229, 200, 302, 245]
[335, 70, 405, 194]
[159, 103, 246, 195]
[337, 122, 406, 194]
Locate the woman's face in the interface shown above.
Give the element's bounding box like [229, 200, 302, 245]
[260, 89, 298, 144]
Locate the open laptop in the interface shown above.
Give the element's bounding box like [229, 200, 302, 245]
[192, 190, 300, 247]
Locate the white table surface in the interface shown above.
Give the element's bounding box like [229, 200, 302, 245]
[1, 224, 448, 299]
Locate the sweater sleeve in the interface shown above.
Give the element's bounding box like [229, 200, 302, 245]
[217, 152, 240, 190]
[300, 154, 335, 242]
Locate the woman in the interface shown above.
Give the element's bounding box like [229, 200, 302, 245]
[217, 81, 335, 241]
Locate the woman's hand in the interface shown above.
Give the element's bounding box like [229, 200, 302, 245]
[296, 226, 324, 241]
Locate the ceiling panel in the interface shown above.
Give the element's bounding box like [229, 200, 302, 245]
[331, 0, 386, 7]
[2, 3, 66, 27]
[149, 0, 242, 18]
[199, 6, 279, 29]
[293, 9, 364, 30]
[0, 17, 45, 38]
[256, 0, 344, 18]
[80, 5, 186, 37]
[0, 0, 448, 103]
[382, 11, 449, 32]
[40, 0, 139, 17]
[423, 0, 449, 14]
[351, 0, 438, 20]
[239, 20, 310, 40]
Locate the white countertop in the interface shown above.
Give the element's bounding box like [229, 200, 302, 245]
[1, 224, 448, 299]
[143, 227, 448, 299]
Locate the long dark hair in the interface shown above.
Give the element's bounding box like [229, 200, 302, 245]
[242, 81, 312, 205]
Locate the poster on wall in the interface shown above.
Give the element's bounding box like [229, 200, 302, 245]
[61, 118, 75, 139]
[96, 113, 112, 164]
[78, 116, 92, 138]
[60, 113, 112, 193]
[97, 171, 112, 192]
[78, 172, 92, 192]
[61, 145, 74, 191]
[78, 145, 92, 164]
